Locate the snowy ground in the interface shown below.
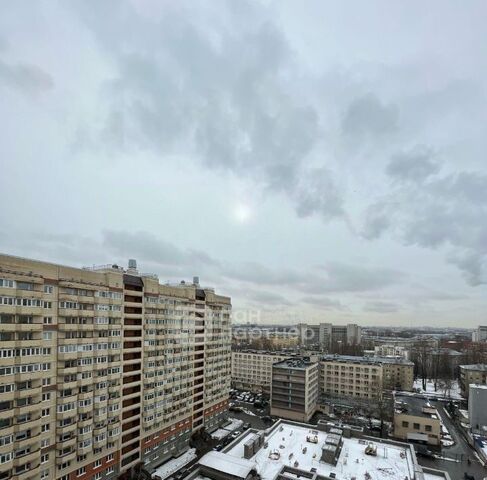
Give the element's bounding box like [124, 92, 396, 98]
[226, 422, 423, 480]
[413, 379, 462, 399]
[210, 417, 244, 440]
[151, 448, 197, 479]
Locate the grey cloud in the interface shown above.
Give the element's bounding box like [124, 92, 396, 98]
[361, 202, 393, 240]
[0, 59, 53, 95]
[363, 301, 399, 313]
[448, 251, 487, 287]
[72, 1, 347, 222]
[243, 290, 293, 307]
[319, 262, 405, 293]
[386, 147, 440, 182]
[300, 296, 348, 311]
[102, 230, 220, 269]
[342, 93, 398, 139]
[363, 167, 487, 285]
[293, 168, 344, 220]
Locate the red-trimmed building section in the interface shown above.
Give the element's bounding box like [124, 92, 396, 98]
[142, 418, 192, 449]
[204, 399, 229, 418]
[70, 451, 120, 480]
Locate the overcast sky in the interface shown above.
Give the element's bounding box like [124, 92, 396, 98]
[1, 1, 486, 327]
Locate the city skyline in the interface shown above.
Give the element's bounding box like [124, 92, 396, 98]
[1, 1, 487, 327]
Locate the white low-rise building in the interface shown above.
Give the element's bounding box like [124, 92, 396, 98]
[184, 420, 451, 480]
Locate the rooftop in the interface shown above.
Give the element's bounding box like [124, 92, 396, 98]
[321, 354, 414, 366]
[273, 358, 317, 369]
[460, 364, 487, 372]
[394, 394, 439, 420]
[220, 421, 437, 480]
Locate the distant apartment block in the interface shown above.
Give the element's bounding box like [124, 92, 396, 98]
[0, 254, 231, 480]
[393, 394, 441, 446]
[472, 325, 487, 342]
[320, 354, 414, 400]
[297, 322, 361, 348]
[459, 364, 487, 397]
[270, 358, 319, 423]
[231, 351, 294, 394]
[372, 344, 410, 359]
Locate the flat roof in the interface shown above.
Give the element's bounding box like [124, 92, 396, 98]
[224, 421, 418, 480]
[273, 358, 316, 369]
[321, 354, 414, 366]
[460, 364, 487, 372]
[198, 451, 256, 479]
[395, 394, 439, 419]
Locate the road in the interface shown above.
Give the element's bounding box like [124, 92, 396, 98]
[417, 399, 487, 479]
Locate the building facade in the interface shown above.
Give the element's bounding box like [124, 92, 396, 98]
[297, 323, 361, 349]
[459, 364, 487, 397]
[320, 355, 414, 400]
[472, 325, 487, 343]
[469, 384, 487, 434]
[231, 351, 292, 394]
[270, 358, 319, 422]
[372, 344, 409, 359]
[393, 394, 441, 446]
[0, 254, 231, 480]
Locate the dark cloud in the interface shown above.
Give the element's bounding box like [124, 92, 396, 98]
[300, 296, 348, 311]
[0, 59, 53, 95]
[386, 147, 440, 182]
[319, 262, 405, 293]
[342, 93, 398, 139]
[243, 290, 293, 307]
[71, 1, 348, 222]
[363, 301, 400, 313]
[363, 167, 487, 285]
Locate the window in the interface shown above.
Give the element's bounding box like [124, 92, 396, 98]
[41, 454, 49, 464]
[77, 467, 86, 476]
[43, 285, 54, 294]
[42, 408, 50, 417]
[43, 317, 53, 324]
[94, 473, 102, 480]
[41, 470, 50, 479]
[94, 459, 102, 468]
[402, 421, 409, 428]
[413, 423, 420, 430]
[0, 279, 15, 288]
[425, 425, 432, 432]
[41, 424, 50, 433]
[43, 332, 53, 341]
[42, 393, 51, 402]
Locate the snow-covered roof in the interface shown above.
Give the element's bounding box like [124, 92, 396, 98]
[199, 451, 256, 479]
[224, 421, 419, 480]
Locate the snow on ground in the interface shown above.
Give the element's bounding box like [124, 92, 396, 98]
[211, 417, 244, 440]
[151, 448, 197, 479]
[413, 379, 462, 399]
[226, 422, 416, 480]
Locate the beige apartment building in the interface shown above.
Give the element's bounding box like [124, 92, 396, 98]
[0, 254, 231, 480]
[393, 394, 441, 446]
[320, 355, 414, 400]
[231, 350, 300, 394]
[270, 358, 320, 423]
[459, 364, 487, 397]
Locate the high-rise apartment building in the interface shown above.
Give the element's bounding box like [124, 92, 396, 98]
[297, 323, 361, 348]
[472, 325, 487, 342]
[0, 254, 231, 480]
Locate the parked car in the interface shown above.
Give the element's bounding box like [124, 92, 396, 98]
[261, 416, 273, 424]
[229, 405, 243, 412]
[463, 473, 475, 480]
[242, 423, 251, 430]
[415, 446, 434, 459]
[213, 444, 223, 451]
